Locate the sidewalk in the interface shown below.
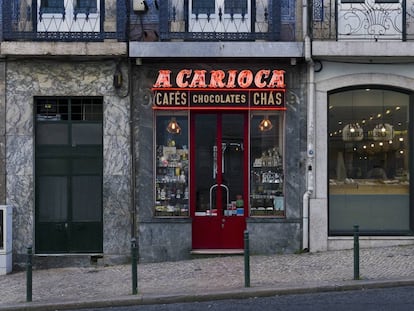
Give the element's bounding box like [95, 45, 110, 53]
[1, 245, 414, 310]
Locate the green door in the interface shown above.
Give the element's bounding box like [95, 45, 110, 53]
[35, 98, 103, 253]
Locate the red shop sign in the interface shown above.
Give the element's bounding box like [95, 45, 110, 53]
[152, 69, 286, 111]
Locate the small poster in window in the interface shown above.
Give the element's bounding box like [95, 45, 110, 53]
[273, 197, 284, 211]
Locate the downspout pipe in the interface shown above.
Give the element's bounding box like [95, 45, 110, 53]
[303, 0, 315, 251]
[125, 0, 137, 244]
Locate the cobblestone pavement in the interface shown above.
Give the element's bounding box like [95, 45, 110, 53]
[1, 245, 414, 309]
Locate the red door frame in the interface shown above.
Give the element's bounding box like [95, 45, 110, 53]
[190, 111, 249, 249]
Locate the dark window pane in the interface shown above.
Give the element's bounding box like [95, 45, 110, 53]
[36, 123, 69, 145]
[38, 176, 67, 222]
[72, 176, 102, 221]
[40, 0, 65, 14]
[37, 158, 69, 175]
[224, 0, 247, 14]
[76, 0, 97, 9]
[72, 158, 102, 175]
[36, 99, 68, 121]
[192, 0, 215, 14]
[71, 98, 102, 121]
[72, 123, 102, 145]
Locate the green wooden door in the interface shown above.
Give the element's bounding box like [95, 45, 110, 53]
[35, 98, 103, 253]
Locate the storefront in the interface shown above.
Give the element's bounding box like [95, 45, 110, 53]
[310, 62, 414, 251]
[133, 61, 306, 262]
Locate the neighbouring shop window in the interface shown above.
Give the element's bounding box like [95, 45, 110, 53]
[155, 114, 189, 217]
[250, 112, 285, 217]
[0, 210, 4, 249]
[328, 88, 410, 234]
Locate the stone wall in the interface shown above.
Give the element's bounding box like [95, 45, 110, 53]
[6, 59, 131, 265]
[0, 61, 5, 204]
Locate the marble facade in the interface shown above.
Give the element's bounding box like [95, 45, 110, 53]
[5, 60, 132, 266]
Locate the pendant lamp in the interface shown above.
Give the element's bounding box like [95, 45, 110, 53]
[166, 117, 181, 134]
[259, 115, 273, 132]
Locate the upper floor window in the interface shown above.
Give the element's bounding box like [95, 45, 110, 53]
[40, 0, 65, 15]
[190, 0, 251, 32]
[192, 0, 248, 16]
[38, 0, 100, 32]
[74, 0, 98, 18]
[159, 0, 283, 41]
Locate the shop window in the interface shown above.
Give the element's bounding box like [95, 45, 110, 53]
[328, 89, 410, 234]
[250, 112, 285, 217]
[155, 114, 189, 217]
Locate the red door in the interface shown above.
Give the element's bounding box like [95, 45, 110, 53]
[191, 112, 248, 249]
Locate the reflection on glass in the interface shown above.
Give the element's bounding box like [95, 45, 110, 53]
[329, 89, 410, 233]
[250, 113, 284, 217]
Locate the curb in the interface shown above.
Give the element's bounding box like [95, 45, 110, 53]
[2, 278, 414, 311]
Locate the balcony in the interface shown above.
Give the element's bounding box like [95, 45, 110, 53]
[3, 0, 127, 41]
[157, 0, 288, 41]
[312, 0, 414, 41]
[130, 0, 303, 59]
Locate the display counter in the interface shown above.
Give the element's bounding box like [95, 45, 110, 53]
[329, 179, 409, 195]
[329, 179, 410, 232]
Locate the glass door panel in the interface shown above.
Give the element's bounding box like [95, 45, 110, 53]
[192, 112, 247, 249]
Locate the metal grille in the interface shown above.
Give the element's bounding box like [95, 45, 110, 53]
[3, 0, 127, 41]
[312, 0, 414, 41]
[160, 0, 281, 41]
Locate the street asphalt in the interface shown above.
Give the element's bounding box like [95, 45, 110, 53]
[1, 245, 414, 310]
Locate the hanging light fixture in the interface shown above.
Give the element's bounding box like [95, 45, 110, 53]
[166, 117, 181, 134]
[342, 90, 364, 141]
[372, 91, 394, 141]
[259, 115, 273, 132]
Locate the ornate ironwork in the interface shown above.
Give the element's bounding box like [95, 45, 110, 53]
[312, 0, 414, 41]
[159, 0, 284, 41]
[3, 0, 127, 41]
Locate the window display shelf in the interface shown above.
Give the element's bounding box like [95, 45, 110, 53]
[250, 165, 284, 217]
[155, 145, 189, 217]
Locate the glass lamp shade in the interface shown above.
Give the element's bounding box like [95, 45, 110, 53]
[166, 117, 181, 134]
[259, 116, 273, 132]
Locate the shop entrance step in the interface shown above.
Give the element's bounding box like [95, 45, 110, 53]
[190, 249, 244, 259]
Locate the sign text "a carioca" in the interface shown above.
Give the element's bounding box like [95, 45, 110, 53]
[153, 69, 286, 89]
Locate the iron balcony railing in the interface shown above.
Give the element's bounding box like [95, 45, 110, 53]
[3, 0, 127, 41]
[158, 0, 282, 41]
[311, 0, 414, 41]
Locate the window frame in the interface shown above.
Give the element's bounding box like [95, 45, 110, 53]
[327, 87, 413, 235]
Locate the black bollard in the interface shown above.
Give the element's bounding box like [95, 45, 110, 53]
[353, 225, 360, 280]
[131, 238, 138, 295]
[244, 230, 250, 287]
[26, 246, 32, 302]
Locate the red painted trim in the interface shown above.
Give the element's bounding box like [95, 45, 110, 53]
[152, 88, 286, 92]
[153, 106, 287, 111]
